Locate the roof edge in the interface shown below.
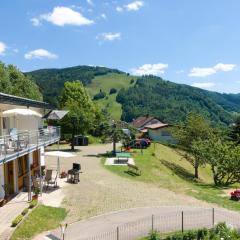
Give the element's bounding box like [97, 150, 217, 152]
[0, 92, 52, 109]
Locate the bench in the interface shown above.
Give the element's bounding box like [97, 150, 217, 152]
[127, 163, 141, 176]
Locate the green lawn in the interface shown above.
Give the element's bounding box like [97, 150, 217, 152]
[11, 205, 66, 240]
[102, 143, 240, 211]
[86, 73, 137, 120]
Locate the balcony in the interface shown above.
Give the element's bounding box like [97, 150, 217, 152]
[0, 126, 60, 164]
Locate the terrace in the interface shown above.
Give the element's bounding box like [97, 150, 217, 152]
[0, 126, 60, 164]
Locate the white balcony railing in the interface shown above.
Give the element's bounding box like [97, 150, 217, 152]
[0, 126, 60, 164]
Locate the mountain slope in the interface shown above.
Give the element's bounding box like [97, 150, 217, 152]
[116, 76, 237, 125]
[86, 73, 136, 120]
[26, 66, 240, 125]
[26, 65, 123, 106]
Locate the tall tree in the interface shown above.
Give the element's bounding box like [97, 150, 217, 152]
[0, 62, 42, 100]
[228, 114, 240, 145]
[174, 113, 212, 178]
[59, 81, 99, 149]
[192, 137, 240, 186]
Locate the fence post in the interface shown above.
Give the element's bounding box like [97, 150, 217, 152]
[152, 214, 154, 231]
[181, 211, 184, 233]
[212, 208, 215, 227]
[117, 226, 119, 240]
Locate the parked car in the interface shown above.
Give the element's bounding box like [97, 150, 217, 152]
[230, 189, 240, 201]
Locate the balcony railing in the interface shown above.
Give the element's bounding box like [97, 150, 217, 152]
[0, 126, 60, 163]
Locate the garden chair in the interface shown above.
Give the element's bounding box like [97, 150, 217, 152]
[44, 170, 58, 190]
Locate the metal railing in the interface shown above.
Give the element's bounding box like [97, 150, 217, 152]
[80, 208, 240, 240]
[0, 126, 60, 163]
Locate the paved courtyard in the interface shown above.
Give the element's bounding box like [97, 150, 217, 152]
[43, 143, 214, 224]
[0, 192, 28, 239]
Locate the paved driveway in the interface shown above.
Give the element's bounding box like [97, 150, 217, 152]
[44, 144, 214, 224]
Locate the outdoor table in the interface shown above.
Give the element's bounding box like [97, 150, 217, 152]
[116, 152, 131, 164]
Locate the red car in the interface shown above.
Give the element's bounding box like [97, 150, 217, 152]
[230, 189, 240, 201]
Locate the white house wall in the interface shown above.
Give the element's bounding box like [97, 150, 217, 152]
[148, 129, 174, 143]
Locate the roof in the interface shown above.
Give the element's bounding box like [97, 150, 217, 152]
[145, 123, 169, 130]
[132, 116, 155, 128]
[43, 110, 69, 120]
[0, 92, 51, 109]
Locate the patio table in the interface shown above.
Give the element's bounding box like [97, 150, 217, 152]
[115, 152, 131, 164]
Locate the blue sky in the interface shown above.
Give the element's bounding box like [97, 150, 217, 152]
[1, 0, 240, 93]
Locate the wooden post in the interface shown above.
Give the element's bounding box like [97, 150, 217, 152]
[152, 214, 154, 231]
[181, 211, 184, 233]
[116, 226, 119, 240]
[212, 208, 215, 227]
[27, 153, 31, 201]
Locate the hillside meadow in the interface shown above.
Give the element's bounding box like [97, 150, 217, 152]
[102, 143, 240, 211]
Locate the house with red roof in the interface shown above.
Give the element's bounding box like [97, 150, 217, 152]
[132, 116, 173, 142]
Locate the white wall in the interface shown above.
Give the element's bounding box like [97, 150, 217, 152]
[148, 128, 174, 143]
[0, 165, 5, 198]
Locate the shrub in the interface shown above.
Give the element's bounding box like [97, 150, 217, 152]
[29, 199, 38, 209]
[130, 79, 134, 84]
[93, 91, 106, 100]
[146, 223, 240, 240]
[149, 231, 160, 240]
[109, 88, 117, 95]
[11, 215, 23, 227]
[21, 208, 29, 216]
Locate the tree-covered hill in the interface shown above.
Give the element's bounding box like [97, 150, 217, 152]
[26, 65, 123, 106]
[116, 75, 239, 126]
[0, 62, 42, 101]
[26, 65, 240, 126]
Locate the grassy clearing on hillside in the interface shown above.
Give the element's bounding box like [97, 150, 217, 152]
[11, 205, 66, 240]
[102, 143, 240, 211]
[87, 73, 137, 120]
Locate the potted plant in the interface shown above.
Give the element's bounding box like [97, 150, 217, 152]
[60, 171, 67, 178]
[32, 186, 40, 200]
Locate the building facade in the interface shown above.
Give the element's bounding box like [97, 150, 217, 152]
[0, 93, 60, 200]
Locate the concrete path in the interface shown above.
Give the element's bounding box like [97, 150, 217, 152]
[0, 192, 28, 239]
[35, 206, 240, 240]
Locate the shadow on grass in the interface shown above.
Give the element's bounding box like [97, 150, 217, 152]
[83, 154, 100, 158]
[124, 170, 140, 177]
[160, 159, 195, 182]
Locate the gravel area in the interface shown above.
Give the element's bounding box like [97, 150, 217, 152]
[45, 144, 213, 224]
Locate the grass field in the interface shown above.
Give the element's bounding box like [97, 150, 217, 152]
[11, 205, 66, 240]
[86, 73, 137, 120]
[102, 143, 240, 211]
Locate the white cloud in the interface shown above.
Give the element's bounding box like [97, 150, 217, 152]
[131, 63, 168, 76]
[97, 32, 121, 41]
[188, 63, 236, 77]
[213, 63, 235, 72]
[33, 6, 94, 27]
[0, 42, 7, 55]
[31, 18, 41, 26]
[101, 13, 107, 19]
[116, 6, 123, 12]
[188, 67, 216, 77]
[86, 0, 94, 6]
[116, 1, 144, 12]
[125, 1, 144, 11]
[24, 49, 58, 60]
[191, 82, 215, 89]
